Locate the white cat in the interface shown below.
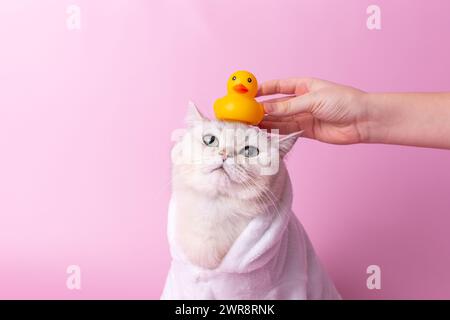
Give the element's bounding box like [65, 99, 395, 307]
[161, 102, 340, 300]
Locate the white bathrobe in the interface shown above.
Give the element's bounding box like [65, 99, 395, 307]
[161, 180, 340, 300]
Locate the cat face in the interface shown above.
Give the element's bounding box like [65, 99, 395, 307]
[171, 102, 301, 198]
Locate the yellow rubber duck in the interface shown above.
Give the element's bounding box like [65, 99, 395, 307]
[214, 70, 265, 126]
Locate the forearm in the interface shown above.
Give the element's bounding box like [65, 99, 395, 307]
[362, 93, 450, 149]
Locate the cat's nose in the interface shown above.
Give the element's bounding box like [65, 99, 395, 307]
[219, 148, 232, 160]
[219, 149, 227, 160]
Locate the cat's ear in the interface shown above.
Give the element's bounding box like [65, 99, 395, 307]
[185, 101, 207, 126]
[278, 130, 303, 157]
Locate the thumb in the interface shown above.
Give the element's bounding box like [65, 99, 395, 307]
[262, 93, 316, 116]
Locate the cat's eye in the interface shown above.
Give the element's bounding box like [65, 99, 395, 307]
[240, 145, 259, 157]
[232, 76, 237, 81]
[247, 78, 252, 83]
[202, 134, 219, 147]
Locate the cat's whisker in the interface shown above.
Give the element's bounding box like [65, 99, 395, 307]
[231, 165, 280, 218]
[239, 170, 282, 219]
[238, 183, 271, 217]
[224, 167, 267, 215]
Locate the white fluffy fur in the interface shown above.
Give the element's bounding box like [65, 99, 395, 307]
[171, 102, 301, 269]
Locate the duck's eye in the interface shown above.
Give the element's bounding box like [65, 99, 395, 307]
[202, 134, 219, 147]
[240, 145, 259, 157]
[232, 76, 237, 81]
[247, 78, 252, 83]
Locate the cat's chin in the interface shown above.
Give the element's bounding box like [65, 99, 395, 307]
[207, 168, 233, 189]
[182, 167, 244, 196]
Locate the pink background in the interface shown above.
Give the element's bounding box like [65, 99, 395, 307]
[1, 0, 450, 299]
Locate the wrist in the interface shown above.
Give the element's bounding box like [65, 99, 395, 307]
[359, 93, 394, 144]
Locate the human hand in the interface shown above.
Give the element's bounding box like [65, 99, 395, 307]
[258, 78, 370, 144]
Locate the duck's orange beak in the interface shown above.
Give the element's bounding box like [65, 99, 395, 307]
[233, 83, 248, 94]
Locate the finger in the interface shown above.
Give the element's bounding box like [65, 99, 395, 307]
[257, 78, 312, 97]
[263, 115, 291, 122]
[262, 93, 316, 115]
[260, 114, 314, 137]
[260, 120, 314, 140]
[263, 113, 311, 123]
[258, 95, 296, 105]
[259, 121, 300, 135]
